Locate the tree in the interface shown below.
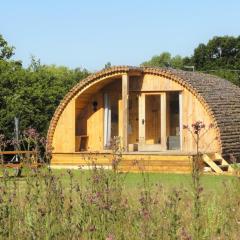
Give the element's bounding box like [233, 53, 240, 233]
[0, 55, 89, 137]
[141, 52, 184, 69]
[104, 62, 111, 69]
[141, 52, 171, 67]
[193, 36, 240, 85]
[0, 34, 15, 60]
[193, 36, 240, 70]
[141, 36, 240, 85]
[171, 55, 184, 69]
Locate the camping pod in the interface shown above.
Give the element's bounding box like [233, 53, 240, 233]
[47, 66, 240, 173]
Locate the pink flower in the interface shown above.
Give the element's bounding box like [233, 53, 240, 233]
[23, 128, 39, 139]
[191, 121, 205, 134]
[106, 234, 115, 240]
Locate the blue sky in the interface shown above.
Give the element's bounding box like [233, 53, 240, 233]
[1, 0, 240, 71]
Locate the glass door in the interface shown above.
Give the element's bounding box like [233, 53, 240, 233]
[138, 93, 166, 151]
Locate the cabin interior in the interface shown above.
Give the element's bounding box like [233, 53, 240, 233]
[75, 76, 182, 153]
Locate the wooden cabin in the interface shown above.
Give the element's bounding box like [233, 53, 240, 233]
[47, 66, 240, 173]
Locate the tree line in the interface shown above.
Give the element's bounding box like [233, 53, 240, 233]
[0, 34, 240, 138]
[0, 34, 89, 138]
[142, 36, 240, 86]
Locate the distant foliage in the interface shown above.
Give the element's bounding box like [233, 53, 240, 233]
[141, 52, 185, 69]
[193, 36, 240, 85]
[0, 34, 15, 60]
[193, 36, 240, 70]
[142, 36, 240, 86]
[0, 36, 89, 137]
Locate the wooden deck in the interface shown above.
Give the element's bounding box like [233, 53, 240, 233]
[51, 152, 193, 173]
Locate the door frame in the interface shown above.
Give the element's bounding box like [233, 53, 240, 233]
[138, 92, 167, 151]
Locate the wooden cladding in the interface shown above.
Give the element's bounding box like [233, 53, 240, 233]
[122, 74, 129, 151]
[51, 68, 222, 158]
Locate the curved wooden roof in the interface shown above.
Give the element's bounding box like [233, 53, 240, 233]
[47, 66, 240, 160]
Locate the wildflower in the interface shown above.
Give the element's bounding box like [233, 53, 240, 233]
[106, 233, 115, 240]
[75, 184, 80, 192]
[208, 123, 215, 129]
[140, 209, 150, 221]
[191, 121, 205, 134]
[23, 127, 39, 140]
[198, 186, 204, 193]
[112, 158, 119, 169]
[132, 160, 139, 166]
[180, 227, 192, 240]
[92, 174, 101, 184]
[88, 225, 96, 232]
[10, 138, 19, 146]
[38, 207, 46, 217]
[0, 134, 5, 142]
[67, 169, 73, 177]
[139, 195, 145, 205]
[39, 136, 46, 145]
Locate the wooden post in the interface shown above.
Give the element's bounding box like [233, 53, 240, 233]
[179, 92, 183, 151]
[161, 92, 167, 150]
[138, 93, 145, 147]
[122, 74, 129, 151]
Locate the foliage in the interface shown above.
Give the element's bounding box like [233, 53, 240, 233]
[0, 36, 89, 137]
[0, 34, 15, 60]
[192, 36, 240, 85]
[193, 36, 240, 70]
[142, 36, 240, 86]
[104, 62, 112, 69]
[141, 52, 185, 69]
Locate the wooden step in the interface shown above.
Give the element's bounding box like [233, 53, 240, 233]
[219, 164, 229, 171]
[202, 153, 234, 174]
[213, 159, 222, 164]
[202, 154, 223, 173]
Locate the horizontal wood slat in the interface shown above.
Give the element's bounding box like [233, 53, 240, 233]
[51, 152, 192, 173]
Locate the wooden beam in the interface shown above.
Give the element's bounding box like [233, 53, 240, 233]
[138, 93, 145, 147]
[160, 93, 167, 150]
[179, 92, 183, 151]
[122, 74, 129, 151]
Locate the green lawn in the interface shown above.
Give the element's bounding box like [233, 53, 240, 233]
[1, 167, 234, 194]
[50, 169, 233, 193]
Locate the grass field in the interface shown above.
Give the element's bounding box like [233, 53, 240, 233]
[3, 167, 233, 191]
[51, 169, 233, 191]
[0, 167, 239, 239]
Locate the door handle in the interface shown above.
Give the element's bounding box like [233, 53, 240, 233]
[142, 119, 145, 125]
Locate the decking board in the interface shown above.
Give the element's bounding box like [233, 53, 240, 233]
[51, 152, 193, 173]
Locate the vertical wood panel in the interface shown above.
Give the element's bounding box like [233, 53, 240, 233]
[179, 92, 183, 151]
[161, 93, 167, 150]
[138, 94, 145, 146]
[122, 74, 129, 151]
